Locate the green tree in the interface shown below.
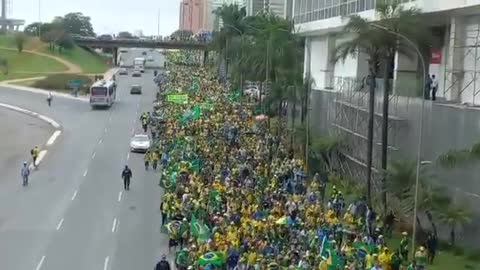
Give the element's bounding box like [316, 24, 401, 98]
[55, 12, 95, 36]
[212, 4, 247, 76]
[436, 203, 472, 246]
[334, 0, 430, 207]
[14, 32, 26, 53]
[56, 33, 74, 52]
[24, 22, 43, 36]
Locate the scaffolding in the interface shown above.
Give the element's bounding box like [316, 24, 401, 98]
[330, 76, 407, 187]
[444, 17, 480, 105]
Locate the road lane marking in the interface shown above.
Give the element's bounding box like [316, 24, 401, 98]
[109, 115, 112, 122]
[35, 150, 47, 166]
[111, 218, 117, 232]
[126, 152, 130, 161]
[104, 127, 108, 133]
[118, 191, 123, 202]
[56, 218, 64, 230]
[71, 190, 78, 200]
[131, 127, 134, 134]
[83, 169, 88, 177]
[103, 256, 110, 270]
[98, 139, 103, 145]
[91, 152, 96, 159]
[35, 256, 46, 270]
[46, 130, 62, 146]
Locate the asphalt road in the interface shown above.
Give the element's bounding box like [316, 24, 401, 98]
[0, 107, 52, 185]
[0, 49, 168, 270]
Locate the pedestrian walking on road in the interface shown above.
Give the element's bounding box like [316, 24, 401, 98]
[21, 161, 30, 186]
[121, 165, 132, 190]
[30, 146, 39, 168]
[152, 151, 159, 170]
[155, 255, 171, 270]
[47, 91, 53, 107]
[144, 150, 151, 170]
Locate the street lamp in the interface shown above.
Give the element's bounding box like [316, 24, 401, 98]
[371, 23, 427, 255]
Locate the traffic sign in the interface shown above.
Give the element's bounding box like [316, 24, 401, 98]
[67, 79, 83, 88]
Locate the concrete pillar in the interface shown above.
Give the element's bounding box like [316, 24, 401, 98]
[445, 16, 465, 102]
[393, 50, 418, 96]
[113, 47, 118, 66]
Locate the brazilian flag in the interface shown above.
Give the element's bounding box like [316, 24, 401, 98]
[188, 77, 200, 93]
[197, 251, 225, 266]
[165, 220, 182, 237]
[175, 250, 189, 266]
[190, 215, 210, 241]
[228, 89, 242, 103]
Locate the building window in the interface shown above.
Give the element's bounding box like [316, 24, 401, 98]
[294, 0, 415, 24]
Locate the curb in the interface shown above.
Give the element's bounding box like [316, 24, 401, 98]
[0, 102, 62, 169]
[0, 83, 89, 103]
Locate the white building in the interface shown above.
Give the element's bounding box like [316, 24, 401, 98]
[246, 0, 286, 17]
[294, 0, 480, 105]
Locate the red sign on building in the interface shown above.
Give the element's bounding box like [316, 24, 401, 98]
[431, 48, 442, 64]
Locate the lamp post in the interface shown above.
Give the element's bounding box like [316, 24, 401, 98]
[371, 23, 427, 255]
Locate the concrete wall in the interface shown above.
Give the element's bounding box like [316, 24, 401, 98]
[308, 88, 480, 247]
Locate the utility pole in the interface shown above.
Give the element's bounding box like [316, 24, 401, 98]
[157, 9, 160, 37]
[38, 0, 41, 37]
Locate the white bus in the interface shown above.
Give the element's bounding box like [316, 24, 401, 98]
[89, 80, 116, 108]
[134, 57, 146, 73]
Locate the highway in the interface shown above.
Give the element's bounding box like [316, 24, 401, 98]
[0, 49, 168, 270]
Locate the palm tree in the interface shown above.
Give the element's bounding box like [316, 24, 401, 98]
[334, 0, 430, 208]
[385, 159, 448, 237]
[212, 4, 247, 76]
[436, 203, 473, 246]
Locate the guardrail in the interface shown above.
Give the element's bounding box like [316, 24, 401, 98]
[72, 36, 212, 50]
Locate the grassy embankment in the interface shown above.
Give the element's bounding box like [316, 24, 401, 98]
[0, 34, 109, 84]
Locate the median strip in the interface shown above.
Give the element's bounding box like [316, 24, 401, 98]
[0, 102, 62, 169]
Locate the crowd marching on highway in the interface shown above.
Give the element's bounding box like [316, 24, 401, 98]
[143, 61, 436, 270]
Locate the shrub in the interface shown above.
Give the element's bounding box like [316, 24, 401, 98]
[453, 246, 465, 256]
[32, 74, 92, 93]
[466, 250, 480, 262]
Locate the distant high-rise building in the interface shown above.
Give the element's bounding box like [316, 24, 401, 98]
[245, 0, 285, 17]
[179, 0, 209, 33]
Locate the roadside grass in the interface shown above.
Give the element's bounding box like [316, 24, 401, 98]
[0, 73, 44, 81]
[42, 46, 109, 74]
[0, 34, 110, 74]
[29, 74, 93, 94]
[0, 49, 67, 81]
[0, 35, 45, 51]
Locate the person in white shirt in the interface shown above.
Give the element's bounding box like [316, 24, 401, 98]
[47, 91, 53, 107]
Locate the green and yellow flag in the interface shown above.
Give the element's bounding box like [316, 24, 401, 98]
[190, 215, 210, 241]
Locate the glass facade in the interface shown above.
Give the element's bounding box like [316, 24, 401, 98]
[293, 0, 415, 24]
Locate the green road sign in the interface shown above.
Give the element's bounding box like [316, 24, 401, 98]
[167, 94, 189, 104]
[67, 79, 83, 88]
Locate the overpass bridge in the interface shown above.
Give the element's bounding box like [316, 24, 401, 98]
[72, 36, 213, 65]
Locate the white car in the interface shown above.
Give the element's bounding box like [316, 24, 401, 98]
[119, 68, 128, 75]
[132, 70, 142, 77]
[130, 134, 151, 152]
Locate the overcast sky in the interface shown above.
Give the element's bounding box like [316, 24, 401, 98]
[10, 0, 181, 36]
